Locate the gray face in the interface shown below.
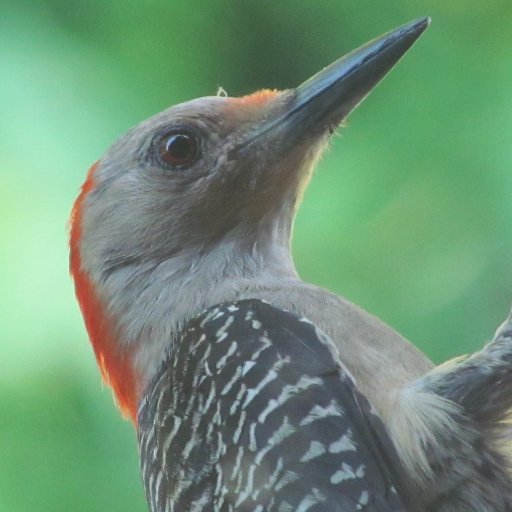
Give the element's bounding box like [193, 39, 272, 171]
[72, 19, 433, 423]
[80, 93, 326, 283]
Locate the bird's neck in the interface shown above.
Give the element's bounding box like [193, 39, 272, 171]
[95, 226, 299, 415]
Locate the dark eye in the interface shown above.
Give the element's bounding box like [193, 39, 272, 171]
[159, 131, 199, 168]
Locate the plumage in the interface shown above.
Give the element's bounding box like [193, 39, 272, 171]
[138, 300, 415, 511]
[70, 17, 512, 511]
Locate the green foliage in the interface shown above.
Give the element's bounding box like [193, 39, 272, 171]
[1, 1, 511, 510]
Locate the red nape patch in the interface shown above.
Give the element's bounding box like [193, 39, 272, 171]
[235, 88, 279, 107]
[69, 162, 140, 424]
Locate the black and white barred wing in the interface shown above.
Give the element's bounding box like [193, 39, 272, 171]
[138, 299, 414, 512]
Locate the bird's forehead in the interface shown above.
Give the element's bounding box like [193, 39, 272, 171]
[147, 96, 230, 124]
[136, 90, 283, 136]
[101, 97, 232, 168]
[129, 97, 230, 139]
[97, 90, 286, 183]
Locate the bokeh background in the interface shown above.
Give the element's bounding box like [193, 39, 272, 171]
[1, 1, 511, 510]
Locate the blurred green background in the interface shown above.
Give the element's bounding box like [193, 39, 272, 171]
[1, 1, 511, 510]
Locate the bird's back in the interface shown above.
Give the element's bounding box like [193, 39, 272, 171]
[138, 299, 416, 511]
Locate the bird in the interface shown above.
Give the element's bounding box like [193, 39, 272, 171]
[70, 17, 512, 511]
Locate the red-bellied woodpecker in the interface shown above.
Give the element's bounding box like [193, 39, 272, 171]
[70, 18, 512, 511]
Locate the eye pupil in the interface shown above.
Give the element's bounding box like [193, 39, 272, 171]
[160, 132, 197, 167]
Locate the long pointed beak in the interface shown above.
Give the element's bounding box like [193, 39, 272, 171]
[240, 17, 430, 151]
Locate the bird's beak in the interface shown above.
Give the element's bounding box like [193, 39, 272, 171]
[238, 17, 430, 153]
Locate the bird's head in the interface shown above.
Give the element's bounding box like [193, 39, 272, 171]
[70, 18, 429, 422]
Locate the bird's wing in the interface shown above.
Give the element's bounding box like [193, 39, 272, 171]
[138, 299, 415, 512]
